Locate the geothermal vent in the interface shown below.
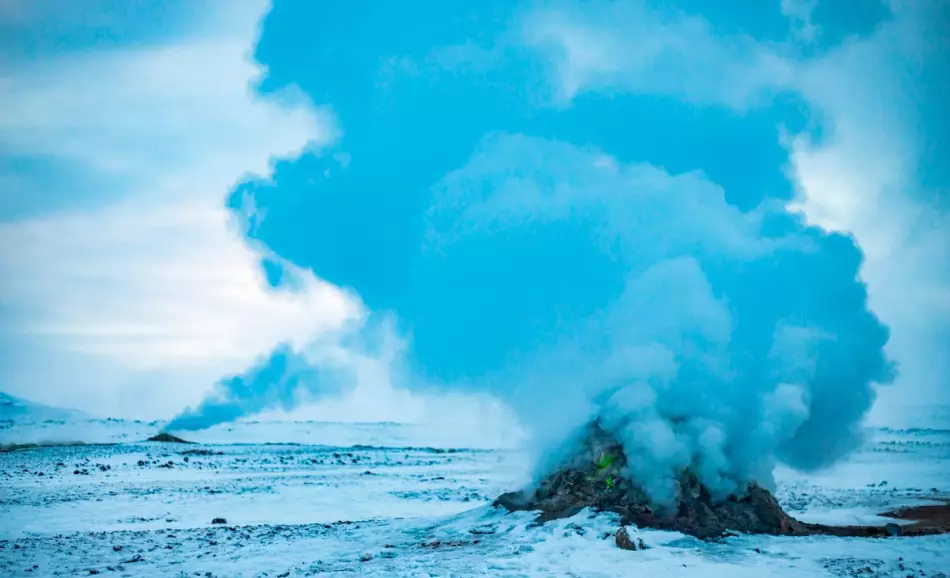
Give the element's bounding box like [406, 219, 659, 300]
[494, 421, 922, 539]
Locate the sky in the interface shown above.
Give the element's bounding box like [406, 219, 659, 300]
[0, 0, 946, 437]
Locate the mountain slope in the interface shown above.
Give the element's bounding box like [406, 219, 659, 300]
[0, 392, 88, 421]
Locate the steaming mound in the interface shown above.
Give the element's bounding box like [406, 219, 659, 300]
[495, 423, 802, 539]
[494, 423, 946, 539]
[146, 432, 193, 444]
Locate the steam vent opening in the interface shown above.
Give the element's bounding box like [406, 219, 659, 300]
[494, 421, 950, 539]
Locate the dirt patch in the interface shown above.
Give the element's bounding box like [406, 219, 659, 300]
[879, 502, 950, 534]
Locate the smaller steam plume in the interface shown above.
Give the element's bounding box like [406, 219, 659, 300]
[163, 344, 353, 432]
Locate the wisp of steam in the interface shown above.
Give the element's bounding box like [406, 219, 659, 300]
[169, 134, 894, 502]
[164, 344, 352, 432]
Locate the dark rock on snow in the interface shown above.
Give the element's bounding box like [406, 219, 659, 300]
[495, 421, 805, 539]
[494, 421, 947, 539]
[146, 432, 192, 444]
[614, 527, 647, 551]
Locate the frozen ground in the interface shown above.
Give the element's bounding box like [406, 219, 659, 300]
[1, 411, 948, 577]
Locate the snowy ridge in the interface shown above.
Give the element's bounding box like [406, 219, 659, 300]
[0, 392, 88, 423]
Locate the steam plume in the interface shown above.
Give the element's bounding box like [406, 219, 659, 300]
[172, 134, 893, 503]
[164, 344, 353, 432]
[415, 134, 893, 501]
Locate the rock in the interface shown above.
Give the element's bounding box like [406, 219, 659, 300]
[615, 527, 639, 551]
[211, 518, 227, 525]
[494, 420, 810, 539]
[496, 421, 950, 540]
[146, 432, 192, 444]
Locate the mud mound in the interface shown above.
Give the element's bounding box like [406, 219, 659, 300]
[877, 503, 950, 535]
[494, 422, 804, 539]
[494, 422, 948, 539]
[146, 432, 193, 444]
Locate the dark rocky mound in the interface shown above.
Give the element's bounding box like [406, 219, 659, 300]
[146, 432, 193, 444]
[494, 422, 944, 539]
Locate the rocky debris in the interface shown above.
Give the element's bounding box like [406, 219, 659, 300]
[146, 432, 192, 443]
[211, 518, 227, 525]
[494, 421, 950, 540]
[614, 527, 647, 551]
[180, 449, 222, 456]
[420, 538, 481, 548]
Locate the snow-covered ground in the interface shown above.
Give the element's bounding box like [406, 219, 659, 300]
[1, 411, 948, 577]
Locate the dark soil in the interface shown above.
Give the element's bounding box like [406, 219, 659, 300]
[494, 421, 950, 539]
[878, 503, 950, 535]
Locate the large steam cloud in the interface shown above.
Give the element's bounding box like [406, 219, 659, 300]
[418, 134, 893, 501]
[168, 134, 893, 502]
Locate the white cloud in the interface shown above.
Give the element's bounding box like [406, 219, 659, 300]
[0, 4, 332, 193]
[0, 200, 358, 367]
[521, 0, 794, 109]
[786, 0, 950, 417]
[0, 1, 361, 417]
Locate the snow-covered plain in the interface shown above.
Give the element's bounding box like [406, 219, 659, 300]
[1, 407, 948, 577]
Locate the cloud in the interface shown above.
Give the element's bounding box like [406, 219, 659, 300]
[0, 200, 357, 368]
[785, 0, 950, 416]
[0, 0, 359, 417]
[0, 5, 330, 186]
[520, 0, 794, 108]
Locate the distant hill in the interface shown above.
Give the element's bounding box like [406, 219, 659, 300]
[0, 392, 88, 421]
